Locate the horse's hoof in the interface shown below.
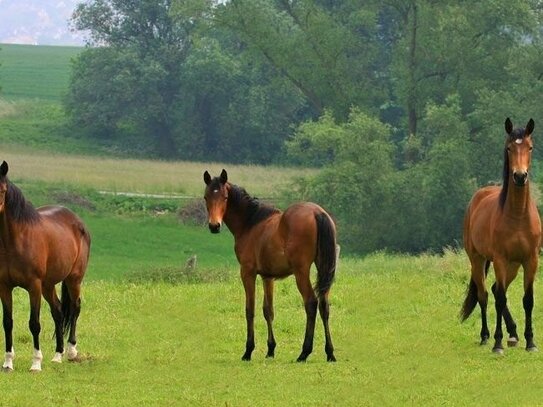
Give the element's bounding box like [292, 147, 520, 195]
[526, 346, 539, 353]
[327, 354, 337, 362]
[265, 353, 275, 359]
[507, 337, 519, 347]
[52, 352, 63, 363]
[29, 367, 41, 373]
[480, 338, 488, 346]
[2, 367, 13, 373]
[241, 354, 251, 362]
[492, 347, 504, 355]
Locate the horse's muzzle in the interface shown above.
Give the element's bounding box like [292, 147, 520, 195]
[208, 223, 221, 234]
[513, 171, 528, 186]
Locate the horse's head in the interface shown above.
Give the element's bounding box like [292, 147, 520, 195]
[0, 161, 8, 213]
[505, 118, 534, 187]
[203, 169, 229, 233]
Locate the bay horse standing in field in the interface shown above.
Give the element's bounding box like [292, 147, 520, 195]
[461, 118, 541, 354]
[203, 169, 338, 362]
[0, 161, 91, 371]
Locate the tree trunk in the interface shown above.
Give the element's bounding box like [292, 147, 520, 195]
[407, 1, 418, 137]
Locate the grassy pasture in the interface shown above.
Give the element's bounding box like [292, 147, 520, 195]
[2, 253, 543, 406]
[0, 44, 81, 101]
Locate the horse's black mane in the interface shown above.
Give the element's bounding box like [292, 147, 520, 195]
[499, 127, 528, 208]
[227, 182, 280, 228]
[5, 180, 40, 223]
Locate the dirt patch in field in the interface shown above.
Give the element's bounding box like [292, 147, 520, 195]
[51, 191, 96, 211]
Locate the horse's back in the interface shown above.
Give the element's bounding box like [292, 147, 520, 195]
[464, 186, 501, 259]
[37, 205, 90, 282]
[280, 202, 335, 264]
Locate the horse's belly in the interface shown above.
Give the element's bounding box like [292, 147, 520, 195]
[257, 247, 291, 278]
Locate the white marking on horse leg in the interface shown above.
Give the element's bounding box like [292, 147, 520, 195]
[51, 352, 63, 363]
[3, 347, 14, 371]
[30, 349, 42, 372]
[67, 343, 78, 361]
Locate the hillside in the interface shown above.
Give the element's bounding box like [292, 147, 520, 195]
[0, 43, 81, 100]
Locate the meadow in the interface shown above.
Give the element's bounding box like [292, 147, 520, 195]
[2, 44, 543, 406]
[0, 149, 538, 406]
[2, 252, 543, 406]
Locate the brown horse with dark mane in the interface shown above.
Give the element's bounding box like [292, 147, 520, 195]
[0, 161, 91, 371]
[461, 118, 541, 354]
[203, 170, 338, 362]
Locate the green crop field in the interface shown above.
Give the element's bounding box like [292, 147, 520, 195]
[0, 43, 81, 101]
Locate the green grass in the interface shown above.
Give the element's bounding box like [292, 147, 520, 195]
[2, 252, 543, 406]
[0, 44, 81, 101]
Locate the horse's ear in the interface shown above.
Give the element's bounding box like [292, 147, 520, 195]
[526, 118, 535, 136]
[0, 161, 8, 177]
[505, 118, 513, 135]
[220, 169, 228, 184]
[203, 170, 212, 185]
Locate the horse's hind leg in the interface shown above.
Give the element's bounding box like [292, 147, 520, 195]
[64, 279, 82, 361]
[318, 291, 335, 362]
[262, 278, 276, 358]
[294, 269, 317, 362]
[523, 256, 538, 351]
[42, 284, 64, 362]
[470, 257, 490, 344]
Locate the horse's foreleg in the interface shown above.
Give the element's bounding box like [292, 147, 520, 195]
[294, 270, 317, 362]
[241, 270, 256, 361]
[262, 278, 276, 358]
[0, 287, 14, 371]
[523, 257, 538, 352]
[492, 281, 519, 346]
[27, 282, 43, 372]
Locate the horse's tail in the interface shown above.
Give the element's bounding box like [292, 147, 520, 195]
[61, 222, 91, 338]
[314, 212, 337, 298]
[460, 260, 490, 321]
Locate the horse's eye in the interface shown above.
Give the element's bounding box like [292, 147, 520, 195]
[530, 146, 534, 151]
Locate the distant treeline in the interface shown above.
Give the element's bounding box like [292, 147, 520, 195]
[48, 1, 543, 252]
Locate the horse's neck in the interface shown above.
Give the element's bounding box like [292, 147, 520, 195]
[504, 181, 532, 217]
[224, 203, 250, 239]
[0, 213, 15, 249]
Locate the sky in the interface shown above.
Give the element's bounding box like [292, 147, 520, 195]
[0, 0, 86, 46]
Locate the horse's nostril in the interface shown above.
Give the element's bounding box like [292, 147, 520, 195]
[208, 223, 221, 233]
[513, 172, 528, 185]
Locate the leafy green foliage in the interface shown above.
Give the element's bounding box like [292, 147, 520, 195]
[287, 99, 475, 253]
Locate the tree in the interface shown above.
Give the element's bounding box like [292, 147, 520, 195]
[68, 0, 202, 157]
[215, 0, 384, 119]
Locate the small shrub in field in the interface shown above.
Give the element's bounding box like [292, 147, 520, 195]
[125, 265, 231, 285]
[177, 198, 207, 226]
